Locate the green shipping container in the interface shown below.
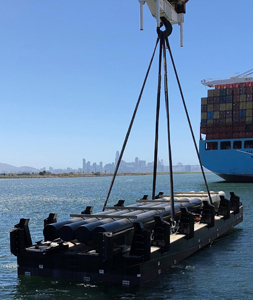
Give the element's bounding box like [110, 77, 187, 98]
[220, 104, 226, 111]
[246, 109, 252, 117]
[225, 103, 232, 110]
[208, 90, 214, 97]
[207, 119, 213, 126]
[240, 102, 247, 110]
[240, 95, 247, 102]
[214, 104, 220, 111]
[201, 112, 207, 119]
[213, 112, 220, 119]
[207, 104, 214, 112]
[226, 118, 232, 125]
[246, 117, 252, 124]
[201, 97, 208, 105]
[213, 89, 220, 97]
[246, 102, 253, 109]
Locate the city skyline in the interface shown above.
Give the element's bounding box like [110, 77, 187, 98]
[1, 1, 252, 169]
[81, 154, 198, 174]
[0, 150, 202, 174]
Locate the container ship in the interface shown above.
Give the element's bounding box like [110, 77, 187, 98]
[199, 70, 253, 182]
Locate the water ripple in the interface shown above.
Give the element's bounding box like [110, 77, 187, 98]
[0, 174, 252, 300]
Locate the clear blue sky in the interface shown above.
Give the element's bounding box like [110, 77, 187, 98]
[0, 0, 252, 169]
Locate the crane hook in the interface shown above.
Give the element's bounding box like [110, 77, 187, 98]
[157, 17, 173, 38]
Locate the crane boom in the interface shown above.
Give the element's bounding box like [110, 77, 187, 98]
[139, 0, 189, 46]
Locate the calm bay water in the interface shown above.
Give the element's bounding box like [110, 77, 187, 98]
[0, 173, 252, 299]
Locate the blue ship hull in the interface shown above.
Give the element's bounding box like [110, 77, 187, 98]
[199, 138, 253, 182]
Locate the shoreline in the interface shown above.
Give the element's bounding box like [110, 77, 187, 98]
[0, 172, 204, 179]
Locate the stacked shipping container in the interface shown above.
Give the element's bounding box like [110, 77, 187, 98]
[200, 82, 253, 139]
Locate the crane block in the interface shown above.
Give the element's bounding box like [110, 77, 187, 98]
[139, 0, 189, 46]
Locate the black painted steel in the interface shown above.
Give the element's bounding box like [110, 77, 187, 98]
[44, 213, 57, 228]
[59, 219, 94, 241]
[43, 217, 83, 241]
[200, 201, 215, 228]
[10, 219, 32, 256]
[75, 219, 113, 243]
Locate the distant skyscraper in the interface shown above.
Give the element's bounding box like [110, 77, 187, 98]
[87, 161, 90, 173]
[83, 159, 86, 172]
[115, 151, 119, 166]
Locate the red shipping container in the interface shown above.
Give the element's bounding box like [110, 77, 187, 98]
[233, 125, 239, 132]
[213, 133, 219, 139]
[201, 127, 207, 134]
[214, 104, 220, 111]
[233, 88, 240, 95]
[215, 85, 221, 89]
[225, 126, 233, 133]
[233, 83, 240, 88]
[219, 133, 226, 139]
[239, 132, 246, 138]
[224, 133, 232, 139]
[206, 134, 213, 140]
[226, 84, 233, 88]
[233, 132, 239, 138]
[246, 132, 253, 138]
[240, 83, 246, 87]
[206, 127, 213, 133]
[220, 126, 226, 133]
[233, 95, 240, 102]
[221, 84, 227, 89]
[239, 125, 245, 132]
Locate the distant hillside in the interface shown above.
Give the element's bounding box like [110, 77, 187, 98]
[0, 162, 39, 174]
